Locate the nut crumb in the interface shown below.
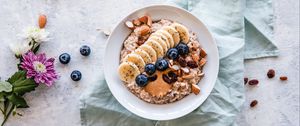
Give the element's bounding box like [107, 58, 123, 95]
[250, 100, 258, 107]
[279, 76, 288, 81]
[248, 79, 259, 85]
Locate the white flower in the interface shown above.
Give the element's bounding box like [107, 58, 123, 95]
[21, 27, 50, 44]
[9, 42, 32, 56]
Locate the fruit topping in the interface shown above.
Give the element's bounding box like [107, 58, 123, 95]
[155, 58, 169, 71]
[135, 74, 148, 87]
[148, 74, 157, 82]
[145, 63, 156, 75]
[176, 42, 189, 56]
[80, 45, 91, 56]
[166, 48, 179, 60]
[59, 53, 71, 64]
[71, 70, 82, 81]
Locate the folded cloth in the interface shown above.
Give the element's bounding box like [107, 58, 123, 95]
[80, 0, 279, 126]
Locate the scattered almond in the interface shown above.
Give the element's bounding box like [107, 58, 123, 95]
[191, 84, 200, 95]
[180, 67, 190, 73]
[138, 16, 148, 24]
[248, 79, 259, 85]
[198, 73, 205, 77]
[250, 100, 258, 107]
[182, 74, 193, 79]
[125, 21, 135, 30]
[146, 16, 152, 26]
[279, 76, 288, 81]
[133, 19, 141, 26]
[200, 48, 207, 58]
[140, 25, 150, 36]
[38, 14, 47, 28]
[199, 58, 206, 67]
[170, 65, 180, 71]
[192, 53, 200, 62]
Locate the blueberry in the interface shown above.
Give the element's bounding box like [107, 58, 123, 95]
[71, 70, 82, 81]
[135, 74, 148, 87]
[155, 58, 169, 71]
[166, 48, 179, 60]
[176, 42, 189, 56]
[80, 45, 91, 56]
[59, 53, 71, 64]
[145, 64, 156, 75]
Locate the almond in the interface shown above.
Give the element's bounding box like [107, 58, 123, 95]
[200, 48, 207, 58]
[138, 16, 148, 24]
[199, 58, 207, 67]
[191, 84, 200, 95]
[133, 19, 141, 26]
[38, 14, 47, 28]
[140, 25, 150, 36]
[182, 74, 193, 79]
[125, 21, 135, 30]
[192, 53, 200, 62]
[280, 76, 288, 81]
[146, 16, 152, 26]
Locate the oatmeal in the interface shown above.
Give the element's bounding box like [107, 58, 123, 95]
[118, 15, 207, 104]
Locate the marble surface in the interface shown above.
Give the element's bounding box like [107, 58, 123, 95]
[0, 0, 298, 126]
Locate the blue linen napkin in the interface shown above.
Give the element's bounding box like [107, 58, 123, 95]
[80, 0, 279, 125]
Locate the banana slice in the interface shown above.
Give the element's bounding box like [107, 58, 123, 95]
[171, 23, 190, 43]
[148, 36, 168, 53]
[133, 48, 152, 64]
[162, 26, 180, 46]
[118, 62, 140, 83]
[124, 53, 145, 72]
[156, 30, 175, 47]
[145, 40, 164, 58]
[139, 44, 157, 62]
[151, 32, 170, 48]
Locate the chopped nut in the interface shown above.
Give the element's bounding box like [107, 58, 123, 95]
[170, 65, 180, 71]
[133, 19, 141, 26]
[180, 67, 190, 73]
[125, 21, 135, 30]
[138, 16, 148, 24]
[198, 73, 205, 77]
[279, 76, 288, 81]
[182, 74, 193, 79]
[147, 16, 152, 26]
[250, 100, 258, 107]
[199, 58, 206, 67]
[140, 25, 151, 36]
[267, 69, 275, 78]
[248, 79, 259, 85]
[191, 84, 200, 95]
[200, 48, 207, 58]
[192, 53, 200, 62]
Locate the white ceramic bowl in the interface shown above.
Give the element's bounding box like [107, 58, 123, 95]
[104, 5, 219, 120]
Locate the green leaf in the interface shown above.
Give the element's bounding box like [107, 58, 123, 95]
[7, 71, 26, 84]
[7, 93, 29, 108]
[13, 78, 37, 95]
[0, 81, 13, 92]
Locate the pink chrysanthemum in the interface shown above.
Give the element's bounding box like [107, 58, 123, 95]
[21, 51, 58, 86]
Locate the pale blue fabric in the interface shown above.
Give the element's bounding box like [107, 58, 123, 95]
[80, 0, 279, 126]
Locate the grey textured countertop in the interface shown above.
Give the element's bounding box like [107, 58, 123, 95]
[0, 0, 299, 126]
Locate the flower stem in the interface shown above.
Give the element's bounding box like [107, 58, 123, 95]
[1, 104, 14, 126]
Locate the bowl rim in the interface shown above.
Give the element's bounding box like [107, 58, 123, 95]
[104, 4, 219, 120]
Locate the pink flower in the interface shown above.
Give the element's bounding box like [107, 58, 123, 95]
[21, 51, 58, 86]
